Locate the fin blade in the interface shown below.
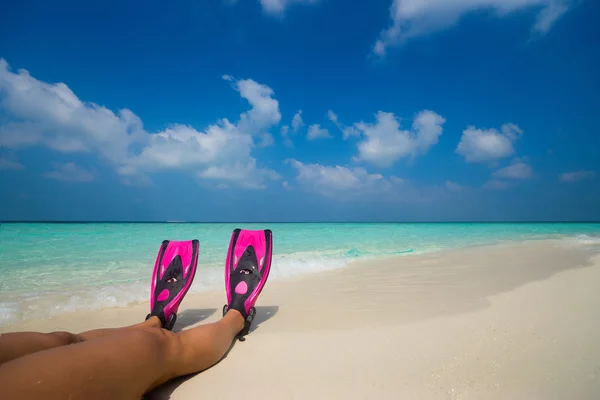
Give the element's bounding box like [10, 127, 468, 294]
[224, 229, 273, 315]
[150, 239, 200, 322]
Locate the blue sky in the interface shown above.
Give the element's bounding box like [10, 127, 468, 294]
[0, 0, 598, 221]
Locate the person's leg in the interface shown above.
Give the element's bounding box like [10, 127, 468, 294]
[0, 317, 162, 365]
[0, 310, 245, 399]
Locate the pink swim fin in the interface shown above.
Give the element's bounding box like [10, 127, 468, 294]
[223, 229, 273, 337]
[146, 239, 200, 330]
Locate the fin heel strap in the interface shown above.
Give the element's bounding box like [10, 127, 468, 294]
[222, 305, 256, 339]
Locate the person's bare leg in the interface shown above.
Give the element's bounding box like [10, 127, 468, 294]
[78, 316, 162, 341]
[0, 317, 162, 365]
[0, 311, 245, 399]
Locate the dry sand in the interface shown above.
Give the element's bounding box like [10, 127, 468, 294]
[3, 239, 600, 399]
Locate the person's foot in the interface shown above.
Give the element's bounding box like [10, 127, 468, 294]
[223, 309, 245, 333]
[223, 229, 273, 338]
[147, 240, 200, 330]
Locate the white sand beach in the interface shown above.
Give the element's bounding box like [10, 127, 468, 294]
[3, 239, 600, 399]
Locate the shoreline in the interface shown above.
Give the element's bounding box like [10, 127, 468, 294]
[2, 239, 600, 398]
[1, 237, 598, 332]
[3, 221, 600, 224]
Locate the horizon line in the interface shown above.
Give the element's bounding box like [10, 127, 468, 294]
[1, 220, 599, 224]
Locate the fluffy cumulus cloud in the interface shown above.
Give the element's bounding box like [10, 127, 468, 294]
[224, 76, 281, 131]
[558, 170, 596, 183]
[455, 123, 523, 163]
[123, 122, 252, 171]
[286, 159, 456, 204]
[198, 159, 280, 189]
[0, 59, 145, 164]
[492, 158, 533, 179]
[42, 162, 96, 182]
[286, 159, 402, 197]
[307, 124, 332, 140]
[346, 110, 446, 167]
[373, 0, 575, 57]
[0, 59, 280, 188]
[223, 74, 281, 147]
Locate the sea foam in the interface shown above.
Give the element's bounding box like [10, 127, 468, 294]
[2, 222, 600, 327]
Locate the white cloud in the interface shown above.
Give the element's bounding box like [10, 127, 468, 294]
[327, 110, 338, 125]
[493, 158, 533, 179]
[559, 170, 596, 183]
[225, 76, 281, 139]
[349, 110, 446, 167]
[499, 123, 524, 140]
[373, 0, 574, 57]
[455, 123, 523, 163]
[291, 110, 304, 132]
[327, 109, 346, 133]
[286, 158, 400, 196]
[0, 58, 145, 164]
[198, 159, 280, 189]
[258, 0, 320, 16]
[258, 132, 275, 147]
[286, 159, 455, 204]
[532, 0, 571, 33]
[0, 122, 46, 149]
[0, 58, 280, 189]
[327, 109, 358, 139]
[121, 120, 278, 188]
[42, 162, 95, 182]
[307, 124, 332, 140]
[279, 109, 304, 146]
[126, 122, 251, 170]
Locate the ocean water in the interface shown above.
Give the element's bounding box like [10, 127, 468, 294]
[1, 222, 600, 327]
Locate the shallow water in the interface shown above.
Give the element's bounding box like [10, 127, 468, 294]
[1, 222, 599, 326]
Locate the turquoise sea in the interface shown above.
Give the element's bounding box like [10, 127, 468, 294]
[1, 222, 600, 327]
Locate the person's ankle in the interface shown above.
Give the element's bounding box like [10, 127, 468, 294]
[224, 309, 245, 332]
[144, 316, 163, 328]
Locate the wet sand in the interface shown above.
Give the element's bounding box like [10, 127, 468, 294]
[3, 239, 600, 399]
